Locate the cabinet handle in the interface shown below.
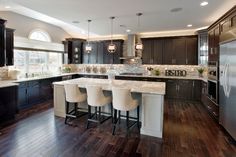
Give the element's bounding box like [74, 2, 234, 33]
[193, 81, 195, 87]
[186, 59, 188, 65]
[214, 48, 218, 55]
[210, 48, 213, 55]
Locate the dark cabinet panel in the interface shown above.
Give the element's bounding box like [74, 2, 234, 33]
[5, 28, 14, 66]
[173, 38, 186, 65]
[165, 79, 178, 99]
[186, 37, 198, 65]
[143, 36, 198, 65]
[113, 40, 123, 64]
[40, 79, 53, 101]
[153, 39, 163, 64]
[0, 19, 6, 67]
[103, 41, 115, 64]
[178, 80, 193, 99]
[163, 39, 173, 64]
[64, 38, 85, 64]
[208, 25, 220, 62]
[18, 83, 28, 110]
[142, 39, 153, 64]
[0, 86, 17, 123]
[97, 42, 104, 64]
[28, 81, 40, 105]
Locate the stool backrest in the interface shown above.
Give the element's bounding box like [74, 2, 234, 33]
[64, 83, 81, 103]
[86, 85, 105, 106]
[112, 87, 133, 111]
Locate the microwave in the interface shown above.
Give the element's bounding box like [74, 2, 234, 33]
[208, 61, 218, 81]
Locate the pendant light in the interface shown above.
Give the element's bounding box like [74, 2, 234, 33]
[135, 13, 143, 51]
[107, 16, 116, 53]
[85, 20, 92, 53]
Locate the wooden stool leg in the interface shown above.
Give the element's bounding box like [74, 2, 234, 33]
[111, 104, 113, 123]
[99, 107, 101, 123]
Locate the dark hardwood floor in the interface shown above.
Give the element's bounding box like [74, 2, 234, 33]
[0, 100, 236, 157]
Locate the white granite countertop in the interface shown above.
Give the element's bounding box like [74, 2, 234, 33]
[54, 78, 166, 95]
[0, 81, 19, 88]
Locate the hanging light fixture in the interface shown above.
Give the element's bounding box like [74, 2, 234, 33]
[85, 20, 92, 53]
[135, 13, 143, 51]
[107, 16, 116, 53]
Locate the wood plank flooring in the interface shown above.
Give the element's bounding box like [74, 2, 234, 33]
[0, 100, 235, 157]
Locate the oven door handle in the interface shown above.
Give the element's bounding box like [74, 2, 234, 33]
[222, 63, 227, 96]
[226, 63, 231, 97]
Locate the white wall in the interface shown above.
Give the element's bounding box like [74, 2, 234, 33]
[0, 11, 71, 43]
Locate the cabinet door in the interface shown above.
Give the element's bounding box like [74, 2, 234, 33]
[103, 41, 115, 64]
[208, 30, 214, 62]
[193, 80, 201, 101]
[0, 20, 6, 66]
[186, 37, 198, 65]
[65, 41, 73, 64]
[18, 82, 28, 110]
[72, 40, 83, 64]
[178, 80, 193, 100]
[28, 81, 40, 105]
[113, 40, 123, 64]
[231, 12, 236, 28]
[97, 42, 104, 64]
[89, 42, 98, 64]
[165, 79, 178, 99]
[82, 43, 90, 64]
[142, 39, 153, 64]
[40, 79, 53, 101]
[163, 39, 173, 64]
[173, 38, 186, 65]
[0, 86, 17, 122]
[153, 39, 163, 64]
[6, 28, 14, 66]
[213, 26, 220, 61]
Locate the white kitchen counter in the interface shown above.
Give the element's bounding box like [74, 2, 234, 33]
[53, 78, 165, 138]
[0, 81, 19, 88]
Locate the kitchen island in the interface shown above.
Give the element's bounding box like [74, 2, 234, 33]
[53, 78, 166, 138]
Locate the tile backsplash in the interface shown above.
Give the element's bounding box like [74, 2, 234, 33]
[63, 64, 207, 78]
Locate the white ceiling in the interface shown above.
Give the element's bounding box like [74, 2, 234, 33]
[1, 0, 236, 37]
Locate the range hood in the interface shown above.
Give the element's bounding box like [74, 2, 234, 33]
[120, 34, 142, 59]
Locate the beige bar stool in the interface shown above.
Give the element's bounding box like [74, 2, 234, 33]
[86, 85, 112, 129]
[64, 83, 87, 125]
[112, 87, 140, 135]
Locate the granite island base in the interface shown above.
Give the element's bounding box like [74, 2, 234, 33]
[53, 78, 165, 138]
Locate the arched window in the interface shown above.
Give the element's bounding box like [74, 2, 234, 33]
[28, 29, 51, 42]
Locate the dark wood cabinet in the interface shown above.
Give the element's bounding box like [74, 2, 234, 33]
[82, 40, 123, 64]
[28, 81, 40, 105]
[165, 79, 201, 100]
[0, 86, 18, 123]
[142, 39, 153, 64]
[142, 36, 198, 65]
[0, 19, 6, 67]
[63, 38, 85, 64]
[208, 25, 220, 62]
[5, 28, 14, 66]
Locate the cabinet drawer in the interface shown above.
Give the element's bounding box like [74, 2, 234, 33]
[18, 82, 27, 88]
[28, 81, 40, 87]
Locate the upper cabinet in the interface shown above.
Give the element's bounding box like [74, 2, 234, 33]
[142, 36, 198, 65]
[6, 28, 15, 66]
[208, 6, 236, 63]
[63, 38, 85, 64]
[0, 19, 15, 67]
[82, 40, 123, 64]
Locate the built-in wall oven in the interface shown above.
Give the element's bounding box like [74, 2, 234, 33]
[207, 61, 218, 103]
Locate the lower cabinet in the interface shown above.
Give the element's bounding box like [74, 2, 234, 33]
[165, 79, 201, 101]
[0, 86, 18, 123]
[201, 81, 219, 121]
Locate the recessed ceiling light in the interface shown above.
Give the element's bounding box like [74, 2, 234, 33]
[72, 21, 79, 24]
[187, 24, 193, 27]
[170, 8, 183, 13]
[126, 29, 131, 33]
[5, 6, 11, 9]
[200, 1, 208, 6]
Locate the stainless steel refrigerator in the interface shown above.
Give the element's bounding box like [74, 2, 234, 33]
[219, 30, 236, 140]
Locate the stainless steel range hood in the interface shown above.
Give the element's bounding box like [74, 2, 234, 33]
[120, 34, 141, 59]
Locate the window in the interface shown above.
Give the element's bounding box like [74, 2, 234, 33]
[14, 29, 63, 77]
[28, 29, 51, 42]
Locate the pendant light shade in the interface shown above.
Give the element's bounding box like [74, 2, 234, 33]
[135, 13, 143, 51]
[107, 16, 116, 53]
[85, 20, 92, 53]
